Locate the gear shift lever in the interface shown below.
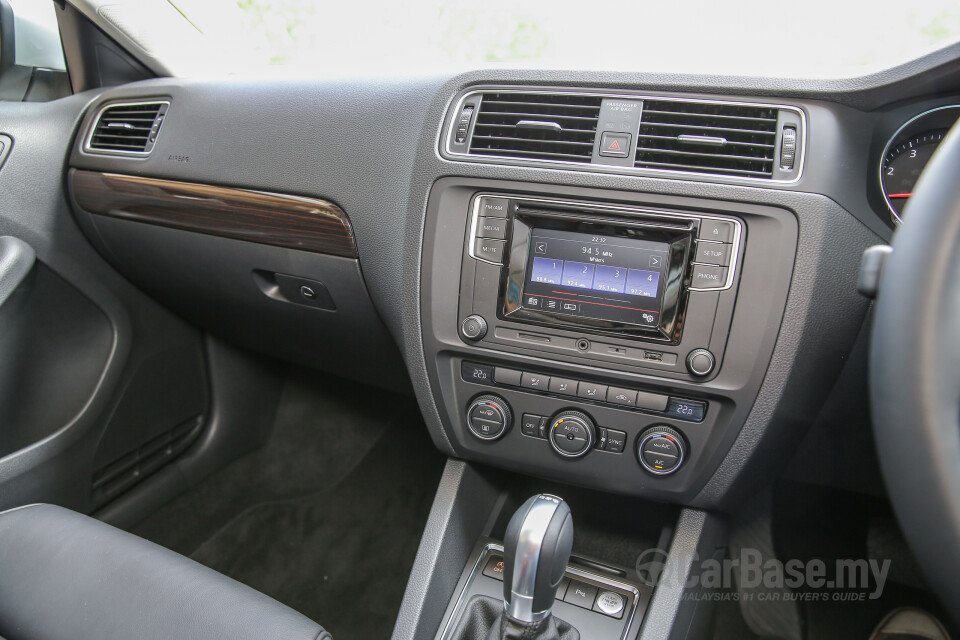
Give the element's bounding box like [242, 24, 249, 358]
[449, 494, 579, 640]
[502, 494, 574, 624]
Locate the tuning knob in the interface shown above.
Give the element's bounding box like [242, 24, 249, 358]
[686, 348, 715, 377]
[548, 410, 596, 459]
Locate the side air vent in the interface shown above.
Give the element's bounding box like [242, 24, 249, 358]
[469, 92, 602, 162]
[87, 101, 169, 155]
[635, 100, 778, 178]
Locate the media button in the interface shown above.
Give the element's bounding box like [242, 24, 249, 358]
[521, 372, 551, 390]
[477, 216, 507, 240]
[577, 381, 608, 401]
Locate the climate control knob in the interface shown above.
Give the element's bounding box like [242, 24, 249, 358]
[637, 426, 686, 475]
[466, 395, 512, 441]
[548, 410, 596, 459]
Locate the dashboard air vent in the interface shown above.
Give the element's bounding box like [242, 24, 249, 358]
[87, 101, 168, 155]
[635, 100, 778, 178]
[469, 92, 602, 162]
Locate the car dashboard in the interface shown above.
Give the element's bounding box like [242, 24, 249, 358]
[52, 48, 960, 511]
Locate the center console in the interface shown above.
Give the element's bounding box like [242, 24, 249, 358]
[421, 178, 798, 502]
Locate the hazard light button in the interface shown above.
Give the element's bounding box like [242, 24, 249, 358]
[599, 132, 631, 158]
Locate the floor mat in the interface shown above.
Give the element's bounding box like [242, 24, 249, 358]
[134, 370, 446, 640]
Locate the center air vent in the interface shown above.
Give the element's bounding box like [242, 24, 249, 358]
[469, 92, 602, 162]
[635, 100, 778, 178]
[87, 101, 169, 155]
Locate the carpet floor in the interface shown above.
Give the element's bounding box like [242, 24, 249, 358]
[133, 370, 446, 640]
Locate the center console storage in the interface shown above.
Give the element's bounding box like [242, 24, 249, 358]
[421, 179, 798, 502]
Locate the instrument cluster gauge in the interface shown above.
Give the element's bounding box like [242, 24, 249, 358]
[880, 105, 960, 224]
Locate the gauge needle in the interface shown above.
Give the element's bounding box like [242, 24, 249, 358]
[887, 193, 912, 199]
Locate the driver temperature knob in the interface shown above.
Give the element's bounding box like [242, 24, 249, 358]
[548, 410, 596, 458]
[466, 395, 512, 441]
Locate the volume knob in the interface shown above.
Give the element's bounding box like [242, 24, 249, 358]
[460, 315, 488, 341]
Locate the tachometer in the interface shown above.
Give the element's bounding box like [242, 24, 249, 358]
[879, 105, 960, 224]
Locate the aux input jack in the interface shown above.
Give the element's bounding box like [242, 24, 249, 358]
[576, 338, 591, 352]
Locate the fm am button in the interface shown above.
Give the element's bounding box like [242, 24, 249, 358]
[599, 132, 631, 158]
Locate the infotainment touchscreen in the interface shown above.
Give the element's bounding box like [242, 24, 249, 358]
[520, 228, 670, 328]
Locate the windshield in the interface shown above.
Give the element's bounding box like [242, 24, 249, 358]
[119, 0, 960, 79]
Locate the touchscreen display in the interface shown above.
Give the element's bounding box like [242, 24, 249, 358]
[520, 228, 670, 328]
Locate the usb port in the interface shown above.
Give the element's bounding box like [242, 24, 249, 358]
[643, 351, 664, 362]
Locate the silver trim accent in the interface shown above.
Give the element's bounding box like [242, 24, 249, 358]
[507, 494, 563, 623]
[83, 100, 170, 158]
[438, 542, 643, 640]
[467, 194, 743, 292]
[516, 120, 563, 133]
[443, 88, 806, 185]
[678, 134, 726, 147]
[878, 104, 960, 226]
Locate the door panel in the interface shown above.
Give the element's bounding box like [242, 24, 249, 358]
[0, 92, 211, 515]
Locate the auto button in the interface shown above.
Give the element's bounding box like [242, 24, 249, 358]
[549, 410, 596, 458]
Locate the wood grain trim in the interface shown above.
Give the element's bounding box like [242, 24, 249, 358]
[70, 169, 358, 258]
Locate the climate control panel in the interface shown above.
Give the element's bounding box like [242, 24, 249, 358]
[464, 390, 688, 476]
